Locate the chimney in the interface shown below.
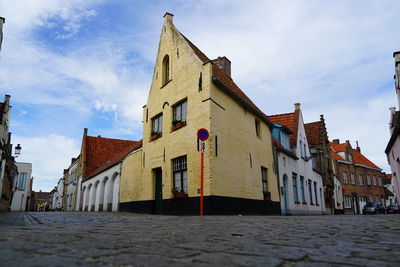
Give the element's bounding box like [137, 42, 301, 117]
[332, 139, 340, 144]
[212, 56, 231, 77]
[84, 128, 88, 136]
[294, 103, 301, 110]
[389, 107, 396, 115]
[356, 141, 361, 153]
[163, 12, 174, 24]
[345, 140, 351, 147]
[71, 158, 76, 165]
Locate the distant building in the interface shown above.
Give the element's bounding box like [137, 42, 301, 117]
[30, 191, 50, 211]
[383, 174, 396, 206]
[331, 140, 387, 214]
[385, 51, 400, 205]
[65, 157, 79, 211]
[10, 162, 32, 211]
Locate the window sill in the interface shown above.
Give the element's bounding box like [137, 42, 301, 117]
[160, 79, 172, 89]
[173, 192, 188, 199]
[150, 133, 162, 142]
[171, 122, 186, 132]
[294, 201, 301, 204]
[302, 202, 307, 205]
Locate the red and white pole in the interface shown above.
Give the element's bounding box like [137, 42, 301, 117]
[200, 141, 204, 216]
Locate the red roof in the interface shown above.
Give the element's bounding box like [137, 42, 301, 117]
[352, 149, 380, 169]
[330, 146, 345, 161]
[267, 110, 300, 147]
[330, 142, 347, 152]
[386, 174, 392, 180]
[180, 31, 272, 128]
[86, 140, 142, 179]
[84, 136, 140, 180]
[304, 121, 322, 147]
[329, 141, 381, 170]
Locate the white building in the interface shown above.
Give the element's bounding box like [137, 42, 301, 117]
[269, 104, 325, 215]
[66, 157, 79, 211]
[10, 162, 32, 211]
[51, 178, 64, 211]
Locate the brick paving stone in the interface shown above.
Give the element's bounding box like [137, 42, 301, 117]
[0, 212, 399, 266]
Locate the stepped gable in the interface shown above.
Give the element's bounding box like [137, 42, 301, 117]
[305, 121, 322, 147]
[86, 140, 143, 179]
[84, 136, 140, 180]
[179, 32, 272, 128]
[267, 110, 300, 147]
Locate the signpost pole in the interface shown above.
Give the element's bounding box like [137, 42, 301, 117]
[197, 128, 209, 217]
[200, 141, 204, 216]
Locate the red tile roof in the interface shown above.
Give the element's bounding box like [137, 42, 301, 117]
[304, 121, 322, 147]
[267, 110, 299, 147]
[352, 149, 380, 169]
[86, 140, 142, 179]
[329, 141, 381, 170]
[330, 142, 346, 152]
[330, 146, 344, 161]
[180, 31, 273, 128]
[84, 136, 140, 180]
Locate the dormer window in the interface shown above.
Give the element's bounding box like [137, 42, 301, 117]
[162, 55, 170, 85]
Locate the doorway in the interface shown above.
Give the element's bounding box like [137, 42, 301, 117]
[154, 168, 163, 214]
[282, 174, 289, 214]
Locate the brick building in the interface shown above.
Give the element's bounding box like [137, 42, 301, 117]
[330, 140, 387, 214]
[30, 191, 51, 211]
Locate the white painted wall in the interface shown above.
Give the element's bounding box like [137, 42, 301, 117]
[10, 162, 32, 211]
[277, 110, 325, 215]
[81, 164, 120, 212]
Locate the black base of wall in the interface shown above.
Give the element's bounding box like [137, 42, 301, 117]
[119, 195, 281, 215]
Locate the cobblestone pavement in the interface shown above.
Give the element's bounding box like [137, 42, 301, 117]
[0, 212, 400, 267]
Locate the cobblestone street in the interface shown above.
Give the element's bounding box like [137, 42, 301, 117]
[1, 212, 400, 266]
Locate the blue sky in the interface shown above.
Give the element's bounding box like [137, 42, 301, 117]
[0, 0, 399, 191]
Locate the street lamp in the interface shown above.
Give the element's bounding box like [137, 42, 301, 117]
[14, 144, 22, 158]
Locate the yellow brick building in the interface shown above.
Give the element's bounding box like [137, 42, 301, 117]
[119, 13, 280, 214]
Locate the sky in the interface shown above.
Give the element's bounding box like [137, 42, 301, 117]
[0, 0, 398, 192]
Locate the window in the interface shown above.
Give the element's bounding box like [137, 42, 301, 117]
[378, 177, 382, 186]
[162, 55, 170, 85]
[255, 120, 261, 137]
[358, 174, 363, 185]
[280, 131, 290, 150]
[308, 179, 313, 204]
[173, 156, 187, 194]
[173, 100, 187, 125]
[344, 196, 351, 208]
[18, 172, 27, 191]
[151, 114, 163, 136]
[314, 181, 318, 205]
[348, 154, 353, 163]
[292, 173, 299, 203]
[300, 177, 306, 203]
[343, 172, 348, 184]
[351, 173, 355, 185]
[373, 176, 377, 186]
[367, 174, 371, 185]
[304, 143, 307, 158]
[261, 167, 268, 193]
[369, 195, 373, 202]
[300, 140, 303, 157]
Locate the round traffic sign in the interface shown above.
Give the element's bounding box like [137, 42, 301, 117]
[197, 128, 209, 141]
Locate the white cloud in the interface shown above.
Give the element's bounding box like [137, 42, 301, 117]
[13, 135, 80, 192]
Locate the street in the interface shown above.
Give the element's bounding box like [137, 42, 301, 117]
[1, 212, 400, 266]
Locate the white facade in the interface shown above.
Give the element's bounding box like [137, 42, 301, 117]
[52, 178, 64, 210]
[384, 179, 396, 206]
[10, 162, 32, 211]
[277, 107, 325, 215]
[66, 159, 78, 211]
[79, 164, 120, 212]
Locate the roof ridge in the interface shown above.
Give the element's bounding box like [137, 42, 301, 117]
[267, 112, 295, 117]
